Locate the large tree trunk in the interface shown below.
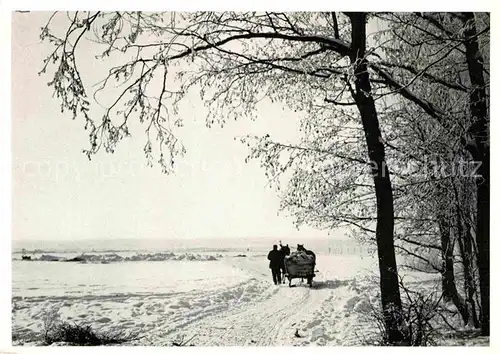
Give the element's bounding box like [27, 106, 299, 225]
[347, 12, 405, 344]
[462, 12, 490, 336]
[438, 216, 469, 325]
[473, 153, 489, 335]
[452, 180, 479, 327]
[439, 217, 456, 302]
[459, 224, 480, 328]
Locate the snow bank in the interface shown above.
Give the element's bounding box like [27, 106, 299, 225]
[28, 252, 222, 263]
[39, 254, 62, 261]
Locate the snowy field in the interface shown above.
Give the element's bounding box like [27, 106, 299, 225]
[11, 247, 487, 346]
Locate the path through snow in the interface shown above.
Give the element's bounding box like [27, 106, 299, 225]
[143, 255, 374, 346]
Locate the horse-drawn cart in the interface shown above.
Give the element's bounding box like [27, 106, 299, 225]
[284, 253, 316, 287]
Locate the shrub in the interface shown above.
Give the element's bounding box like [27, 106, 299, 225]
[359, 279, 442, 346]
[41, 309, 140, 346]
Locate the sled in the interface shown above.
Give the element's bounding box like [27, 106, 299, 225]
[284, 257, 315, 287]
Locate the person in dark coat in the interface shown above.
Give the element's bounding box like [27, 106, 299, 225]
[267, 245, 282, 285]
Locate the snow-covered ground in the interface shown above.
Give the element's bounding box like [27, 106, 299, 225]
[11, 252, 488, 346]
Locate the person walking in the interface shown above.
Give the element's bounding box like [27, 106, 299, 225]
[267, 245, 282, 285]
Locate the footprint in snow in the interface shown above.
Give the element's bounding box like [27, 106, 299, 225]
[96, 317, 111, 323]
[306, 319, 322, 329]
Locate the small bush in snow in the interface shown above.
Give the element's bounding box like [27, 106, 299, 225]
[41, 309, 140, 346]
[172, 334, 196, 346]
[359, 280, 442, 346]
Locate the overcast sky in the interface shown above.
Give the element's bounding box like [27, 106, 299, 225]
[11, 12, 348, 243]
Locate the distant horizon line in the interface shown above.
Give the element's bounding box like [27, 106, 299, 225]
[12, 235, 350, 243]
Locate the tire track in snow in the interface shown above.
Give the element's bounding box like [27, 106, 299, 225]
[161, 256, 347, 346]
[168, 283, 335, 346]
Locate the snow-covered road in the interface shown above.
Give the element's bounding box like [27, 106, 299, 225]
[143, 255, 375, 346]
[176, 280, 348, 346]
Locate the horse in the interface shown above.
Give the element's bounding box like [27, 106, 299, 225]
[278, 243, 291, 283]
